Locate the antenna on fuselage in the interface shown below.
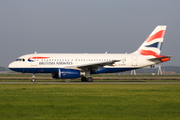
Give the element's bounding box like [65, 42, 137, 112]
[34, 51, 37, 54]
[105, 51, 107, 54]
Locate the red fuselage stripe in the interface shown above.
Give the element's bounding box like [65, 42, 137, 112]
[28, 57, 50, 59]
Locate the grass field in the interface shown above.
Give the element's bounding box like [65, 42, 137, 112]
[0, 84, 180, 120]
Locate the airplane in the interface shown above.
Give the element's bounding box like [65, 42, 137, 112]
[8, 25, 171, 82]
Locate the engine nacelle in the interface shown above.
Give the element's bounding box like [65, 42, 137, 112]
[52, 69, 85, 79]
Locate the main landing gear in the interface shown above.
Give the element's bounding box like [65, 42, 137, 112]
[81, 77, 93, 82]
[31, 73, 36, 82]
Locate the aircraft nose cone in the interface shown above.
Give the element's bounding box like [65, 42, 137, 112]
[8, 63, 12, 69]
[8, 62, 16, 70]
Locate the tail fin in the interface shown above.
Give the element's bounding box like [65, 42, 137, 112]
[134, 26, 167, 58]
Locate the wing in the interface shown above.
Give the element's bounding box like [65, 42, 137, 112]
[66, 60, 122, 71]
[77, 60, 120, 70]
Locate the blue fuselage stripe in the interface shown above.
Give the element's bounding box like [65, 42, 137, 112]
[9, 67, 138, 74]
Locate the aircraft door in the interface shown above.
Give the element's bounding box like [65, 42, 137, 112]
[132, 55, 137, 66]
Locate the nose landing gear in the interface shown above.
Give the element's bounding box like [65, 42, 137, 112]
[31, 73, 36, 82]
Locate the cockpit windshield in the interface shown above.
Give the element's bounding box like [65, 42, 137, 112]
[16, 58, 25, 62]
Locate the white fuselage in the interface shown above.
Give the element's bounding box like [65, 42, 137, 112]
[9, 53, 156, 74]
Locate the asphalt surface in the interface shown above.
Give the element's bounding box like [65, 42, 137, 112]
[1, 77, 180, 80]
[0, 82, 180, 84]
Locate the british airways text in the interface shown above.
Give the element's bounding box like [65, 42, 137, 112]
[39, 62, 73, 65]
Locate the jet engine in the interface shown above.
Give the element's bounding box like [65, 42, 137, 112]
[52, 69, 85, 79]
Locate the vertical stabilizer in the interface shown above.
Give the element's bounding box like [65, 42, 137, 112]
[134, 26, 167, 58]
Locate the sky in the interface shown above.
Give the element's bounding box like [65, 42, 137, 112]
[0, 0, 179, 67]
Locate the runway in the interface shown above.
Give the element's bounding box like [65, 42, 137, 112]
[0, 82, 180, 84]
[1, 77, 180, 80]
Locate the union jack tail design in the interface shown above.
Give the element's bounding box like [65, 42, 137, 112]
[135, 26, 167, 58]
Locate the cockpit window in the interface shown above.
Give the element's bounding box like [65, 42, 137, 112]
[16, 58, 25, 62]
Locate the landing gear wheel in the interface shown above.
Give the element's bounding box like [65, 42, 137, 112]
[31, 73, 36, 82]
[87, 77, 93, 82]
[81, 77, 87, 82]
[31, 78, 35, 82]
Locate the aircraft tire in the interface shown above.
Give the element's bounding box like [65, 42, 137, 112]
[87, 77, 93, 82]
[31, 78, 35, 82]
[81, 77, 87, 82]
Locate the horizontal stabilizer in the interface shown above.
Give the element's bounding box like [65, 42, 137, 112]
[148, 56, 171, 62]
